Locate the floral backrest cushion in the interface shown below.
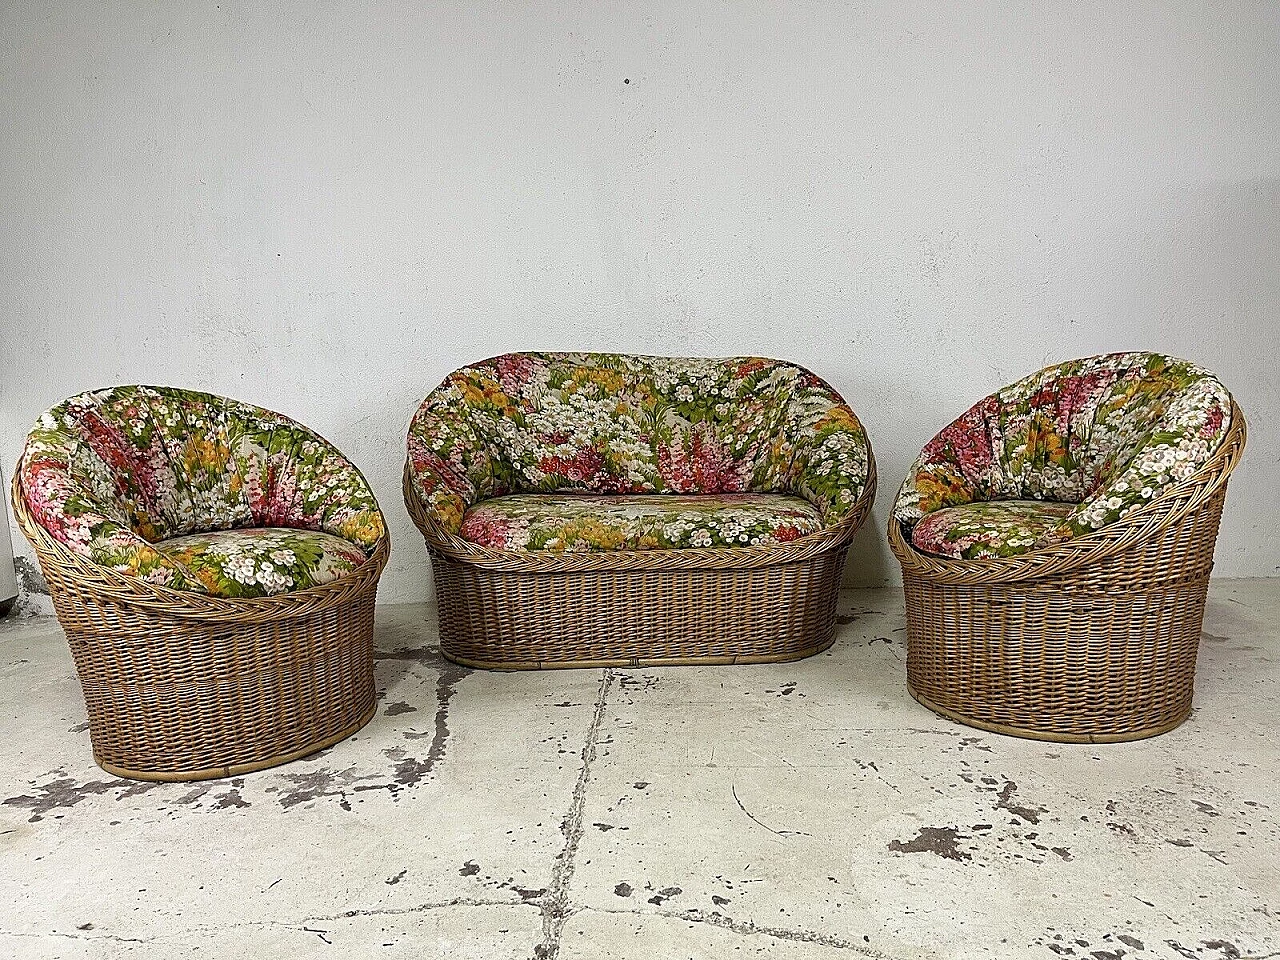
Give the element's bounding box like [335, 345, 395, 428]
[893, 352, 1232, 545]
[407, 353, 871, 534]
[18, 386, 385, 587]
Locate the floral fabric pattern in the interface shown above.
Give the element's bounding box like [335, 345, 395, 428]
[18, 385, 385, 596]
[156, 528, 369, 598]
[461, 493, 825, 552]
[406, 354, 872, 545]
[909, 501, 1074, 561]
[894, 353, 1232, 558]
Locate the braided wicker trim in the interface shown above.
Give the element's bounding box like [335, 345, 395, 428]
[887, 401, 1246, 586]
[11, 470, 390, 623]
[403, 454, 877, 573]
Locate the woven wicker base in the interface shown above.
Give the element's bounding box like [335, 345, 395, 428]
[13, 475, 388, 781]
[55, 574, 382, 781]
[430, 548, 848, 670]
[405, 458, 876, 672]
[96, 701, 379, 781]
[905, 685, 1189, 744]
[890, 404, 1244, 744]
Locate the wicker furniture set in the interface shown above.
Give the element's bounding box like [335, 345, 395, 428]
[12, 351, 1244, 778]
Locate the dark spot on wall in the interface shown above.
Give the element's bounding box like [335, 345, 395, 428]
[712, 894, 730, 906]
[1117, 935, 1143, 950]
[383, 701, 417, 717]
[460, 861, 479, 876]
[13, 557, 48, 595]
[614, 882, 632, 897]
[647, 886, 682, 905]
[888, 825, 971, 861]
[386, 869, 407, 885]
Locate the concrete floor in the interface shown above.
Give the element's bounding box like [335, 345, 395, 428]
[1, 583, 1277, 960]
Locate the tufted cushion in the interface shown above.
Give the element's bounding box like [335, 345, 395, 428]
[460, 493, 825, 552]
[407, 353, 872, 543]
[155, 528, 370, 598]
[895, 352, 1232, 558]
[18, 386, 385, 596]
[909, 501, 1074, 560]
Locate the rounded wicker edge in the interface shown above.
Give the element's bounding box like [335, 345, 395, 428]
[93, 699, 380, 782]
[439, 635, 838, 672]
[11, 468, 391, 622]
[885, 401, 1246, 586]
[400, 453, 877, 574]
[906, 683, 1190, 744]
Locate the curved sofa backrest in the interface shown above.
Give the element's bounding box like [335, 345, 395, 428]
[19, 385, 384, 558]
[410, 353, 871, 527]
[895, 352, 1233, 541]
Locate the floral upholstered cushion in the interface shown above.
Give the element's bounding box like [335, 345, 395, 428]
[18, 385, 385, 596]
[894, 353, 1232, 558]
[460, 493, 825, 552]
[155, 528, 369, 598]
[909, 501, 1074, 561]
[407, 353, 872, 543]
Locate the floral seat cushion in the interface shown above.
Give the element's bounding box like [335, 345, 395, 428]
[460, 493, 825, 552]
[407, 353, 872, 544]
[18, 385, 385, 597]
[155, 528, 369, 598]
[894, 352, 1232, 559]
[909, 501, 1074, 561]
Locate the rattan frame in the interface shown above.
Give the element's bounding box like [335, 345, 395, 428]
[12, 472, 388, 782]
[404, 454, 876, 670]
[888, 401, 1246, 743]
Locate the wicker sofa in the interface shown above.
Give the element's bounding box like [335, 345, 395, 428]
[14, 385, 388, 780]
[888, 352, 1245, 742]
[404, 353, 876, 669]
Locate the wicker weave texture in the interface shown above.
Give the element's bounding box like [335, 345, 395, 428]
[406, 460, 875, 670]
[889, 403, 1246, 743]
[13, 473, 387, 781]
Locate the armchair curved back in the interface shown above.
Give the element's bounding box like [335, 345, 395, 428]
[894, 352, 1234, 545]
[18, 386, 385, 579]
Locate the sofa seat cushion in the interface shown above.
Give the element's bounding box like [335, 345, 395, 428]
[459, 493, 826, 552]
[153, 528, 370, 598]
[910, 500, 1075, 561]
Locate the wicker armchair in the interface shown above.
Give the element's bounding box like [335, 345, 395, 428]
[888, 353, 1245, 742]
[404, 353, 876, 669]
[13, 386, 388, 780]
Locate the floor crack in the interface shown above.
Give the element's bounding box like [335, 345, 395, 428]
[534, 668, 614, 960]
[580, 904, 921, 958]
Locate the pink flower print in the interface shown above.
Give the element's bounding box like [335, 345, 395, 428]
[460, 511, 511, 549]
[494, 354, 537, 396]
[1200, 404, 1225, 439]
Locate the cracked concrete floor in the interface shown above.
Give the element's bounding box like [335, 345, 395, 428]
[1, 582, 1278, 960]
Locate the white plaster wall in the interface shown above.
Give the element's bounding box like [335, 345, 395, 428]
[2, 1, 1277, 604]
